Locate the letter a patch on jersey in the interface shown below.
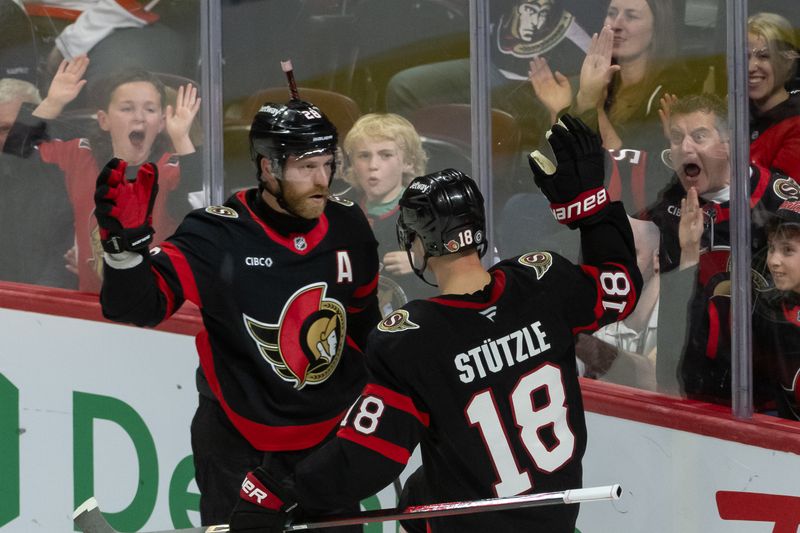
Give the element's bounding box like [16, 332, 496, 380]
[518, 251, 553, 280]
[378, 309, 419, 333]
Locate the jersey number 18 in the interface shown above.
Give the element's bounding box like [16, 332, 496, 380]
[466, 363, 575, 497]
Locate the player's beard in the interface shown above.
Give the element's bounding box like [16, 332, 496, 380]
[281, 185, 329, 219]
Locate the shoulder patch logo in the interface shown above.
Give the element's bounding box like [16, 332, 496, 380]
[774, 177, 800, 201]
[205, 205, 239, 218]
[328, 195, 354, 207]
[518, 251, 553, 280]
[378, 309, 419, 333]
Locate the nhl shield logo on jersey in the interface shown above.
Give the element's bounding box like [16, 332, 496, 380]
[378, 309, 419, 333]
[518, 251, 553, 279]
[774, 177, 800, 201]
[294, 236, 308, 251]
[243, 282, 346, 389]
[206, 205, 239, 218]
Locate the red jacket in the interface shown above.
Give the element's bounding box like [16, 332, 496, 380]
[38, 138, 181, 292]
[750, 91, 800, 179]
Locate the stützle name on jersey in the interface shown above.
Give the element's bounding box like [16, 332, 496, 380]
[454, 321, 551, 383]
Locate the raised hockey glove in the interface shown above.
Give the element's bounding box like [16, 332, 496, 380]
[528, 114, 609, 228]
[229, 467, 296, 532]
[94, 157, 159, 254]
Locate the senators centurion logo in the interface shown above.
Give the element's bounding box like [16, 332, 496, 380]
[518, 251, 553, 279]
[243, 283, 346, 389]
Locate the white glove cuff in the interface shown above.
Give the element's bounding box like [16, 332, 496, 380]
[103, 251, 144, 270]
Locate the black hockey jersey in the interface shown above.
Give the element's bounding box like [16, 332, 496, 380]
[100, 188, 381, 451]
[643, 165, 800, 400]
[644, 164, 796, 274]
[753, 291, 800, 421]
[286, 204, 641, 532]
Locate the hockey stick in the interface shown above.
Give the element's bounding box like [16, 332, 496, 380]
[281, 59, 300, 101]
[74, 484, 621, 533]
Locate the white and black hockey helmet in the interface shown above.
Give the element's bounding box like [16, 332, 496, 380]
[397, 169, 487, 283]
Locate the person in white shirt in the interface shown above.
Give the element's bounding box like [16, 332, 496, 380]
[575, 215, 660, 390]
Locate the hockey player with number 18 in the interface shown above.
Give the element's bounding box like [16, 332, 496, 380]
[228, 115, 642, 533]
[95, 88, 380, 529]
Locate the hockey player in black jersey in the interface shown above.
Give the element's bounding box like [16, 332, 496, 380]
[227, 115, 642, 533]
[94, 88, 381, 528]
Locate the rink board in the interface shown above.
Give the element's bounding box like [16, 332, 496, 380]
[1, 284, 799, 532]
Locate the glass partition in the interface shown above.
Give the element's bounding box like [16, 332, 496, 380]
[0, 1, 203, 292]
[2, 0, 798, 421]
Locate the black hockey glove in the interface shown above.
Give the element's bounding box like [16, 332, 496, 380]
[528, 114, 609, 229]
[229, 467, 296, 532]
[94, 157, 159, 254]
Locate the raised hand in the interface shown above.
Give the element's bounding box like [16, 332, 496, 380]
[529, 56, 573, 124]
[575, 26, 620, 114]
[94, 158, 159, 254]
[35, 55, 90, 119]
[658, 93, 679, 140]
[383, 250, 414, 276]
[165, 83, 201, 155]
[528, 114, 608, 228]
[678, 186, 704, 269]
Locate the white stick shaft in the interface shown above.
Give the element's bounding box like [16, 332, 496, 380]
[564, 484, 622, 504]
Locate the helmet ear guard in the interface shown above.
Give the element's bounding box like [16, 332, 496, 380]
[397, 169, 487, 284]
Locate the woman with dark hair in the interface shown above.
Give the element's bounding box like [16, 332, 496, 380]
[530, 0, 702, 213]
[748, 12, 800, 178]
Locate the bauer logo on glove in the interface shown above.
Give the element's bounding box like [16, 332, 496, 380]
[528, 114, 610, 229]
[94, 157, 159, 254]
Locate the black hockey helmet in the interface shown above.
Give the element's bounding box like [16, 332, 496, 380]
[249, 99, 338, 182]
[397, 169, 487, 282]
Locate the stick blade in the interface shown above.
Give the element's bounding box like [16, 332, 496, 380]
[74, 498, 117, 533]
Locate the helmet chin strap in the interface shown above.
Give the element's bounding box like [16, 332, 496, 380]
[262, 177, 307, 219]
[259, 157, 308, 219]
[406, 248, 437, 287]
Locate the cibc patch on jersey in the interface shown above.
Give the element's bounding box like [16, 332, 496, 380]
[518, 251, 553, 279]
[243, 282, 346, 389]
[205, 205, 239, 219]
[378, 309, 419, 333]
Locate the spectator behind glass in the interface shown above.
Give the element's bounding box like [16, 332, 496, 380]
[385, 0, 606, 152]
[2, 56, 200, 292]
[574, 215, 660, 390]
[38, 0, 195, 103]
[530, 0, 703, 213]
[0, 77, 75, 288]
[753, 201, 800, 421]
[643, 94, 799, 401]
[748, 12, 800, 178]
[341, 113, 435, 312]
[0, 0, 39, 84]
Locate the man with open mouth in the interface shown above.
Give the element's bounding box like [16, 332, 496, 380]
[641, 93, 800, 404]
